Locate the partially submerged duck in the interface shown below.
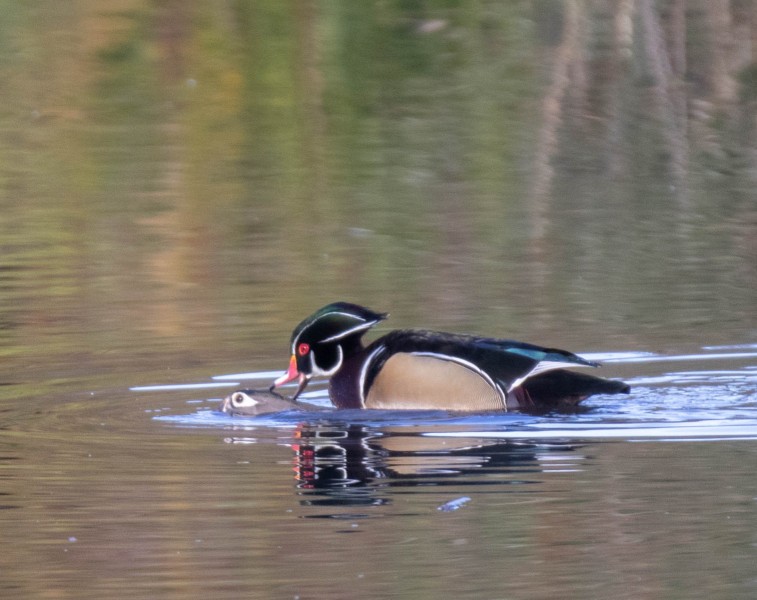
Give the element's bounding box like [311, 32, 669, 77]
[270, 302, 630, 412]
[221, 389, 320, 416]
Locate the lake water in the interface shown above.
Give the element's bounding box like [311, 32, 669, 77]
[2, 2, 757, 599]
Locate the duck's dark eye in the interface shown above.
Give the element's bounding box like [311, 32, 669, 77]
[297, 342, 310, 356]
[230, 392, 258, 408]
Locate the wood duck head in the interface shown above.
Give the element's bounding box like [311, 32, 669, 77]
[222, 389, 320, 416]
[270, 302, 387, 400]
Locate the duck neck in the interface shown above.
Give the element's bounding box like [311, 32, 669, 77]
[328, 335, 368, 409]
[338, 334, 364, 359]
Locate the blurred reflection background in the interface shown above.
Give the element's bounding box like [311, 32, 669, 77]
[1, 1, 755, 393]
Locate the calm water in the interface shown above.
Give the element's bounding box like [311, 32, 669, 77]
[2, 2, 757, 599]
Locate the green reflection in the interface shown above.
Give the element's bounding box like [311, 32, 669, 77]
[0, 0, 754, 385]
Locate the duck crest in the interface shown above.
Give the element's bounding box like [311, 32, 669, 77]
[291, 302, 387, 350]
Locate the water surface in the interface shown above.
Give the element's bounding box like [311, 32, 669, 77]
[1, 2, 756, 599]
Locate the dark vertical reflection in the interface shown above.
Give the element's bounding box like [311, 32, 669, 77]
[638, 0, 690, 209]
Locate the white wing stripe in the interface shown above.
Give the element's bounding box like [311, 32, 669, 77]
[507, 359, 594, 392]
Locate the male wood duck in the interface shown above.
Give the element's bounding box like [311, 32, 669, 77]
[270, 302, 630, 412]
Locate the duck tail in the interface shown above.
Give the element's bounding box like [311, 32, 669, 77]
[514, 369, 630, 410]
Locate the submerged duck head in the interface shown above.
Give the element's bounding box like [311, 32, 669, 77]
[270, 302, 386, 399]
[221, 389, 311, 416]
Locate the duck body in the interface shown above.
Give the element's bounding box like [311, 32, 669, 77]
[271, 302, 630, 412]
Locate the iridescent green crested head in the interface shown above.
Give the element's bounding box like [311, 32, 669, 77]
[271, 302, 387, 400]
[289, 302, 387, 352]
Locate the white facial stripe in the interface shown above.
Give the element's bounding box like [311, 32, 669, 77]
[411, 352, 507, 406]
[291, 312, 376, 352]
[319, 320, 377, 343]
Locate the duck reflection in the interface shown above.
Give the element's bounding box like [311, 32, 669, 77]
[244, 424, 586, 508]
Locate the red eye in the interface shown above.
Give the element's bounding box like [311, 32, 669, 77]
[297, 342, 310, 356]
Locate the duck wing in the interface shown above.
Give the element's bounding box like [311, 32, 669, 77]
[369, 329, 599, 394]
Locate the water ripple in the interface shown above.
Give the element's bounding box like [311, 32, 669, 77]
[145, 349, 757, 443]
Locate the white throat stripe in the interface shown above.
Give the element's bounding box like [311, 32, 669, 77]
[310, 344, 344, 377]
